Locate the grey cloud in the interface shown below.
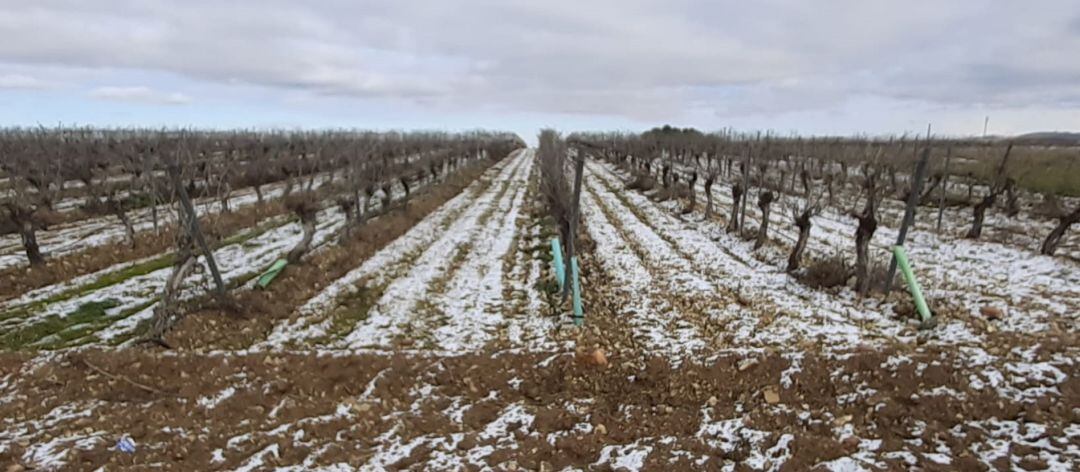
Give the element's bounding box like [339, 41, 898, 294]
[0, 0, 1077, 122]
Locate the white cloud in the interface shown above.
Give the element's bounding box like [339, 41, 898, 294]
[89, 86, 190, 105]
[0, 73, 51, 89]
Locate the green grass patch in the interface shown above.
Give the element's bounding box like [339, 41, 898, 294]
[946, 145, 1080, 197]
[0, 255, 169, 323]
[47, 298, 159, 350]
[0, 298, 120, 350]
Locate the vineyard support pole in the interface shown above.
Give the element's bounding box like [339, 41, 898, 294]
[936, 147, 952, 233]
[562, 150, 585, 303]
[168, 161, 226, 297]
[885, 143, 931, 293]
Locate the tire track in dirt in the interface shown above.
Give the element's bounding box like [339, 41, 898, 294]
[585, 172, 764, 350]
[260, 152, 530, 350]
[336, 152, 531, 350]
[485, 165, 565, 352]
[580, 176, 709, 356]
[418, 151, 539, 351]
[260, 153, 528, 348]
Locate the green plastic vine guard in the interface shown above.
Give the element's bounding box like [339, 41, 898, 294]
[550, 238, 565, 292]
[571, 256, 583, 326]
[256, 259, 288, 289]
[892, 246, 934, 327]
[549, 237, 584, 326]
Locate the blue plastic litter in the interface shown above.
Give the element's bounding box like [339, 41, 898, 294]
[116, 436, 136, 453]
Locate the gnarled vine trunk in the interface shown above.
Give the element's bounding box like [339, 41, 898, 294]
[381, 183, 394, 210]
[966, 193, 995, 239]
[787, 210, 813, 272]
[683, 172, 698, 214]
[853, 192, 880, 297]
[287, 206, 318, 263]
[19, 220, 44, 266]
[111, 201, 136, 248]
[726, 183, 743, 233]
[144, 234, 197, 345]
[1041, 207, 1080, 256]
[703, 174, 715, 219]
[754, 191, 774, 250]
[1004, 179, 1019, 217]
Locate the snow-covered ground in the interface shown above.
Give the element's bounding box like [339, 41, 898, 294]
[0, 149, 1076, 471]
[0, 172, 334, 271]
[0, 175, 421, 348]
[263, 149, 560, 353]
[583, 161, 909, 354]
[599, 160, 1080, 342]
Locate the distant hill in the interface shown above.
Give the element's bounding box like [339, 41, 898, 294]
[1012, 132, 1080, 145]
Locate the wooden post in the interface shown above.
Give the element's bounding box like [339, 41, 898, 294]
[936, 146, 952, 233]
[571, 256, 583, 325]
[885, 144, 931, 293]
[168, 161, 226, 297]
[739, 140, 752, 233]
[562, 149, 585, 303]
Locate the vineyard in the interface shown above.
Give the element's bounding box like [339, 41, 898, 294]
[0, 127, 1077, 470]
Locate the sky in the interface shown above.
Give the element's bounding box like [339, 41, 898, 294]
[1, 0, 1078, 145]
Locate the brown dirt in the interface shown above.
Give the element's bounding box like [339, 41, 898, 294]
[796, 255, 852, 289]
[0, 341, 1075, 470]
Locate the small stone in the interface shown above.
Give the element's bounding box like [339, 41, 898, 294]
[763, 387, 780, 404]
[591, 348, 608, 367]
[707, 396, 718, 407]
[7, 464, 26, 472]
[841, 436, 860, 452]
[980, 306, 1003, 320]
[464, 377, 479, 393]
[595, 424, 607, 435]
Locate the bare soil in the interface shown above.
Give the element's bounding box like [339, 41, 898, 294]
[0, 338, 1075, 470]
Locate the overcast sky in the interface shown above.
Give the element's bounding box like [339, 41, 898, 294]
[1, 0, 1078, 144]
